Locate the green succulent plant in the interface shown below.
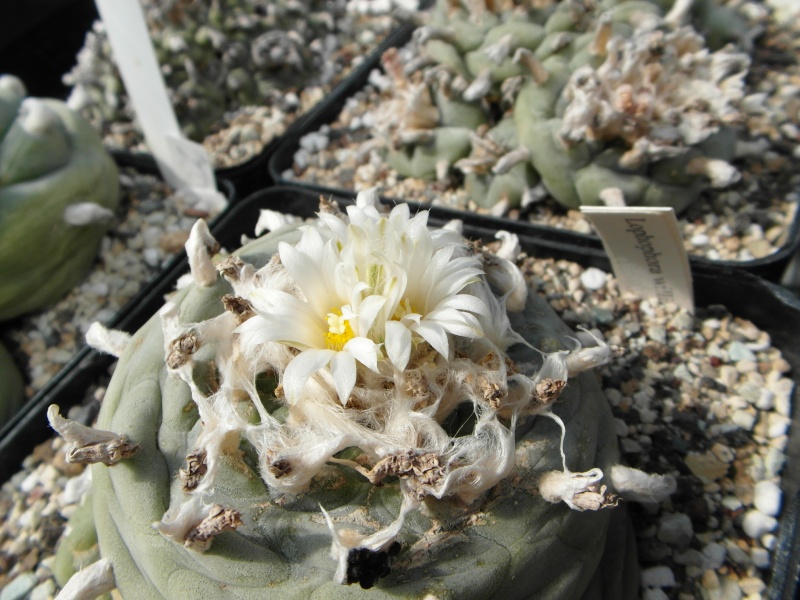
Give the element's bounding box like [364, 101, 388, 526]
[65, 0, 385, 142]
[0, 341, 25, 423]
[377, 0, 749, 212]
[0, 74, 119, 321]
[52, 196, 676, 598]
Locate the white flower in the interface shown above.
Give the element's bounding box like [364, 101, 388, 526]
[236, 190, 486, 404]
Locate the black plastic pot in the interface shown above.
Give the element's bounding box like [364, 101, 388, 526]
[0, 156, 235, 481]
[266, 30, 800, 284]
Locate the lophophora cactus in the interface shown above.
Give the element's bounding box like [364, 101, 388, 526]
[0, 75, 119, 321]
[52, 191, 674, 598]
[373, 0, 749, 212]
[65, 0, 387, 142]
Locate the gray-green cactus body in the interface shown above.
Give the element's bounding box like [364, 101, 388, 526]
[0, 342, 24, 423]
[0, 76, 119, 321]
[88, 227, 637, 599]
[380, 0, 748, 213]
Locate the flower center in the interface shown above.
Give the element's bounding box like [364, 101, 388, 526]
[393, 298, 415, 320]
[325, 309, 355, 351]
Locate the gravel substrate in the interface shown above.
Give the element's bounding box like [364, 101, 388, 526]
[282, 0, 800, 265]
[0, 228, 795, 599]
[66, 0, 408, 168]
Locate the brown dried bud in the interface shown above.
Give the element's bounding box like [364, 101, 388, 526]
[48, 405, 141, 466]
[222, 295, 255, 325]
[268, 458, 292, 478]
[180, 450, 208, 492]
[533, 378, 566, 406]
[67, 439, 141, 466]
[167, 332, 201, 369]
[215, 256, 246, 281]
[318, 195, 343, 216]
[185, 505, 243, 551]
[369, 451, 444, 501]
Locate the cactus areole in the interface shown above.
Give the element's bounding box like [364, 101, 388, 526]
[71, 192, 675, 598]
[0, 74, 119, 321]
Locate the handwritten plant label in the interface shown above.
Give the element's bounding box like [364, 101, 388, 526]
[93, 0, 226, 212]
[581, 206, 694, 312]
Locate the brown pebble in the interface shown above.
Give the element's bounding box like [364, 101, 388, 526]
[160, 231, 191, 253]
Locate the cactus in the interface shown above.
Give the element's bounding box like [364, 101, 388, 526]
[52, 192, 678, 598]
[0, 75, 119, 321]
[372, 0, 749, 212]
[0, 342, 24, 423]
[64, 0, 396, 143]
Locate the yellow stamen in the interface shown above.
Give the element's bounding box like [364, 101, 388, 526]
[325, 309, 355, 351]
[393, 298, 415, 320]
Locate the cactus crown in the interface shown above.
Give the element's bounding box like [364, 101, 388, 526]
[151, 190, 640, 586]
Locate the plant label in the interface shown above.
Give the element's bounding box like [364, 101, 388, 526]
[93, 0, 226, 211]
[580, 206, 694, 312]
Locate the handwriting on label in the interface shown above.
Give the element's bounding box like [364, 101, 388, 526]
[581, 206, 695, 312]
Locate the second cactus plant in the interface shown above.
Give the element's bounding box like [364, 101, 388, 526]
[0, 74, 119, 321]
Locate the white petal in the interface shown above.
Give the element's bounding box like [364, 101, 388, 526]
[414, 321, 449, 358]
[330, 351, 357, 404]
[283, 349, 335, 403]
[385, 321, 412, 371]
[343, 337, 381, 372]
[356, 295, 387, 335]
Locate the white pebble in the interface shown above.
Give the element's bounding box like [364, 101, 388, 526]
[580, 267, 607, 291]
[641, 566, 676, 588]
[742, 509, 777, 539]
[731, 410, 756, 431]
[143, 248, 161, 268]
[690, 234, 710, 246]
[753, 481, 782, 517]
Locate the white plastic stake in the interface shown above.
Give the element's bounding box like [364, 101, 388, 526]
[581, 206, 694, 312]
[93, 0, 226, 212]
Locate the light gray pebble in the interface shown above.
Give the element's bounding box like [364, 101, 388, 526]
[30, 579, 56, 600]
[143, 247, 162, 267]
[731, 410, 756, 431]
[657, 513, 693, 549]
[673, 549, 705, 567]
[725, 541, 750, 567]
[753, 481, 781, 517]
[613, 418, 628, 437]
[641, 565, 676, 588]
[702, 542, 727, 570]
[643, 589, 669, 600]
[647, 325, 666, 344]
[742, 509, 778, 539]
[750, 547, 771, 569]
[728, 341, 756, 362]
[0, 572, 38, 600]
[720, 496, 742, 513]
